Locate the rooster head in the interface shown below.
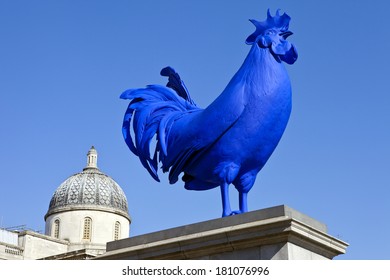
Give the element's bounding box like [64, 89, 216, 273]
[246, 9, 298, 64]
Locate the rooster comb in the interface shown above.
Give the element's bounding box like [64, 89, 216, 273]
[246, 9, 291, 45]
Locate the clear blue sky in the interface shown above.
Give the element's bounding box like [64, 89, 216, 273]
[1, 0, 389, 260]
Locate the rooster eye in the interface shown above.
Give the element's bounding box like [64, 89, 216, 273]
[265, 30, 276, 36]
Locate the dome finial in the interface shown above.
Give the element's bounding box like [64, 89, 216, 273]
[85, 146, 98, 170]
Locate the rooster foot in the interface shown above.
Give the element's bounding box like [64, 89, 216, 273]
[222, 210, 242, 217]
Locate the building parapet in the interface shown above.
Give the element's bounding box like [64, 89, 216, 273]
[0, 241, 24, 259]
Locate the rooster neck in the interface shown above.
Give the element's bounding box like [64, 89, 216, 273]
[215, 44, 291, 107]
[239, 45, 289, 96]
[204, 44, 291, 117]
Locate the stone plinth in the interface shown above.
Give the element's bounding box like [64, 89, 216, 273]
[96, 205, 348, 260]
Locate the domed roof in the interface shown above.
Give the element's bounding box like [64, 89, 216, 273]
[45, 147, 130, 221]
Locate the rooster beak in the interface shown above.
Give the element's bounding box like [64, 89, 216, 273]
[280, 31, 293, 39]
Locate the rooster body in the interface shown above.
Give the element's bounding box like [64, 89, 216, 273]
[121, 10, 297, 217]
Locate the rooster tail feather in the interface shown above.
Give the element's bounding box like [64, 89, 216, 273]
[158, 111, 177, 157]
[120, 83, 199, 182]
[121, 98, 160, 181]
[122, 103, 138, 156]
[161, 66, 196, 106]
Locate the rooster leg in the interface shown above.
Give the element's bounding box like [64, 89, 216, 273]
[239, 192, 248, 213]
[220, 182, 232, 217]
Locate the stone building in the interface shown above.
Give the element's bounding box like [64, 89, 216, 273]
[0, 147, 131, 260]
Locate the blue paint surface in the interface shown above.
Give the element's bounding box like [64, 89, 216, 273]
[121, 10, 297, 217]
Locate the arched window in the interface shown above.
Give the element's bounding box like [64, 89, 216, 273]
[53, 219, 60, 238]
[82, 217, 92, 241]
[114, 221, 121, 240]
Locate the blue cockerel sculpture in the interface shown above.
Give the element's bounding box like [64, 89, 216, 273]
[121, 10, 298, 217]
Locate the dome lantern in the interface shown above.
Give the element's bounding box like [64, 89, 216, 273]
[84, 146, 98, 170]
